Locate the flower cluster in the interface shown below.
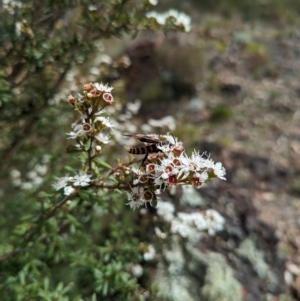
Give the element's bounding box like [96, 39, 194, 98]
[113, 164, 131, 183]
[143, 245, 156, 261]
[66, 82, 114, 156]
[52, 173, 93, 195]
[52, 82, 226, 220]
[146, 9, 191, 32]
[123, 133, 226, 209]
[10, 155, 50, 191]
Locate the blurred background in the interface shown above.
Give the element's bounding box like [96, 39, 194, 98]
[1, 0, 300, 300]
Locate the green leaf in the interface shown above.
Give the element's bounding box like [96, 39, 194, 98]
[43, 277, 49, 291]
[66, 214, 79, 225]
[94, 268, 103, 279]
[57, 282, 64, 292]
[94, 158, 112, 169]
[151, 198, 158, 208]
[62, 282, 73, 294]
[66, 146, 84, 153]
[19, 271, 26, 285]
[102, 281, 109, 296]
[85, 138, 92, 151]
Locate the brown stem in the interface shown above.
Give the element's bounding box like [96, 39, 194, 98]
[0, 181, 130, 263]
[0, 249, 28, 262]
[45, 191, 78, 219]
[93, 182, 128, 190]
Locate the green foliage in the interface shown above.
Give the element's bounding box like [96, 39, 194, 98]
[0, 0, 170, 299]
[0, 188, 146, 300]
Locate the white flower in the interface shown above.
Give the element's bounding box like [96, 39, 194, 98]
[155, 227, 167, 239]
[155, 157, 179, 180]
[132, 169, 148, 185]
[179, 151, 211, 181]
[94, 82, 114, 93]
[73, 173, 92, 187]
[126, 99, 141, 114]
[88, 4, 97, 11]
[146, 9, 191, 32]
[146, 11, 166, 25]
[67, 124, 84, 139]
[34, 164, 48, 175]
[94, 116, 115, 129]
[42, 155, 51, 164]
[21, 182, 33, 190]
[155, 134, 183, 153]
[131, 264, 143, 278]
[143, 245, 156, 261]
[148, 116, 176, 131]
[67, 120, 93, 140]
[156, 143, 174, 153]
[10, 169, 21, 178]
[32, 176, 43, 187]
[166, 9, 191, 32]
[153, 177, 165, 190]
[66, 131, 79, 139]
[72, 122, 85, 132]
[64, 186, 75, 196]
[213, 162, 226, 180]
[27, 171, 37, 179]
[52, 176, 70, 190]
[191, 151, 214, 169]
[15, 21, 22, 36]
[148, 0, 158, 5]
[201, 172, 209, 182]
[12, 178, 22, 187]
[95, 133, 111, 144]
[126, 187, 145, 210]
[140, 123, 153, 133]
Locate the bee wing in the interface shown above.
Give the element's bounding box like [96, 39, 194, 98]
[122, 134, 161, 144]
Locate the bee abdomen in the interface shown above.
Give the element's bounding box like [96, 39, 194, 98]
[127, 144, 159, 155]
[127, 146, 147, 155]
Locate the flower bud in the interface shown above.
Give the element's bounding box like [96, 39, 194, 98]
[168, 174, 178, 185]
[191, 176, 202, 188]
[143, 190, 153, 202]
[87, 89, 101, 98]
[84, 83, 94, 91]
[173, 146, 184, 155]
[82, 123, 92, 132]
[67, 95, 77, 106]
[146, 163, 156, 173]
[103, 92, 114, 105]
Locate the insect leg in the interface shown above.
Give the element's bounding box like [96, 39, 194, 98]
[140, 152, 149, 168]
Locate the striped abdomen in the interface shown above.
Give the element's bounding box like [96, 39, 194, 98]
[127, 144, 160, 155]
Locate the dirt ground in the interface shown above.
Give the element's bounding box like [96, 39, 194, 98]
[115, 13, 300, 299]
[193, 17, 300, 299]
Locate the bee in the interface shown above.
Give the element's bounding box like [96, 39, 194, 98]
[122, 134, 172, 165]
